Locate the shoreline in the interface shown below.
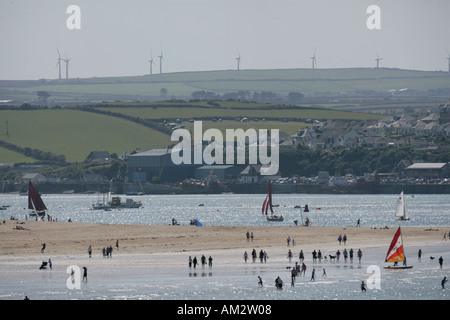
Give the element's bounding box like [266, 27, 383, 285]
[1, 220, 446, 257]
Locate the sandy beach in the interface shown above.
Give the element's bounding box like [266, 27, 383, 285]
[1, 219, 449, 300]
[1, 219, 445, 256]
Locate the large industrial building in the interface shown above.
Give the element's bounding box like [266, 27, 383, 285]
[128, 149, 198, 183]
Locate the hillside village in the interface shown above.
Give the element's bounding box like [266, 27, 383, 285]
[290, 99, 450, 151]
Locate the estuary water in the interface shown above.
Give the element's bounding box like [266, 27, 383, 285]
[0, 193, 449, 227]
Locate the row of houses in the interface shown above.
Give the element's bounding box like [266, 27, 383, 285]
[292, 111, 450, 151]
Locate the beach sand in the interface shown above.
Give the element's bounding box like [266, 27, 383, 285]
[1, 220, 449, 300]
[1, 219, 445, 256]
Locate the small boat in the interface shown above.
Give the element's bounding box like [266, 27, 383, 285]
[262, 181, 283, 222]
[384, 227, 413, 269]
[395, 191, 410, 221]
[28, 182, 47, 217]
[92, 192, 142, 210]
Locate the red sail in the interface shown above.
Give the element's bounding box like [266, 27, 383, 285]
[262, 182, 275, 216]
[28, 182, 47, 211]
[385, 227, 405, 262]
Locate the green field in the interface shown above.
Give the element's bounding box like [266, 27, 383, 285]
[0, 109, 171, 163]
[0, 100, 385, 163]
[97, 104, 383, 121]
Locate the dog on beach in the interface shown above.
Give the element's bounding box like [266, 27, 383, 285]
[329, 255, 336, 261]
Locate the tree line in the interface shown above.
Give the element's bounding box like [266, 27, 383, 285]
[279, 145, 450, 178]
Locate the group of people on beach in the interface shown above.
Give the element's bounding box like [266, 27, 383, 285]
[244, 249, 269, 263]
[87, 239, 119, 258]
[188, 255, 213, 268]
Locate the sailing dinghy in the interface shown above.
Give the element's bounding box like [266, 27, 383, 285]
[262, 181, 283, 221]
[28, 182, 47, 217]
[395, 191, 410, 220]
[384, 227, 413, 269]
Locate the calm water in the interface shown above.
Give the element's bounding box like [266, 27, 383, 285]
[1, 193, 449, 227]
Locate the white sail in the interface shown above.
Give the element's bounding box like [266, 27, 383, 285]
[395, 191, 409, 220]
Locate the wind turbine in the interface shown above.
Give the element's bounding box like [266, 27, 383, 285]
[235, 54, 241, 79]
[158, 51, 163, 76]
[310, 49, 317, 80]
[375, 51, 383, 82]
[148, 54, 155, 81]
[63, 55, 71, 80]
[375, 51, 383, 68]
[56, 49, 62, 80]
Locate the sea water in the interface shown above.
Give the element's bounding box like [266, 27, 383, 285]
[0, 193, 449, 300]
[1, 193, 449, 227]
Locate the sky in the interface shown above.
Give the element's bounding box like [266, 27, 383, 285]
[0, 0, 449, 80]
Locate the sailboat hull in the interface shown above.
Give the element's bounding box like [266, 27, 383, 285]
[383, 265, 413, 269]
[29, 211, 46, 217]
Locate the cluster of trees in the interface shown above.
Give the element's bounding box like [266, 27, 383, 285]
[279, 145, 450, 178]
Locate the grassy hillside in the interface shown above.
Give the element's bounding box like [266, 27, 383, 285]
[1, 68, 448, 107]
[0, 100, 384, 164]
[0, 109, 171, 163]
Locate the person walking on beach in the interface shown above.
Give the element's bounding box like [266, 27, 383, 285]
[442, 277, 448, 289]
[291, 268, 297, 286]
[361, 281, 366, 292]
[258, 276, 263, 287]
[310, 268, 316, 282]
[439, 256, 443, 269]
[208, 256, 213, 267]
[201, 255, 206, 267]
[336, 250, 341, 262]
[82, 266, 87, 282]
[299, 250, 304, 263]
[349, 248, 354, 263]
[287, 249, 293, 262]
[116, 239, 119, 250]
[418, 249, 422, 261]
[287, 236, 291, 247]
[48, 258, 52, 270]
[41, 243, 46, 253]
[246, 231, 250, 241]
[343, 234, 347, 245]
[193, 256, 198, 269]
[188, 256, 192, 268]
[243, 251, 248, 263]
[264, 251, 268, 263]
[301, 263, 307, 276]
[357, 249, 363, 263]
[88, 245, 92, 258]
[322, 268, 327, 277]
[337, 235, 342, 245]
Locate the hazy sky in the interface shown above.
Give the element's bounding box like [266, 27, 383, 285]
[0, 0, 449, 80]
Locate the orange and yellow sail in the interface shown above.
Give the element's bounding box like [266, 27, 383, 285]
[385, 227, 405, 262]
